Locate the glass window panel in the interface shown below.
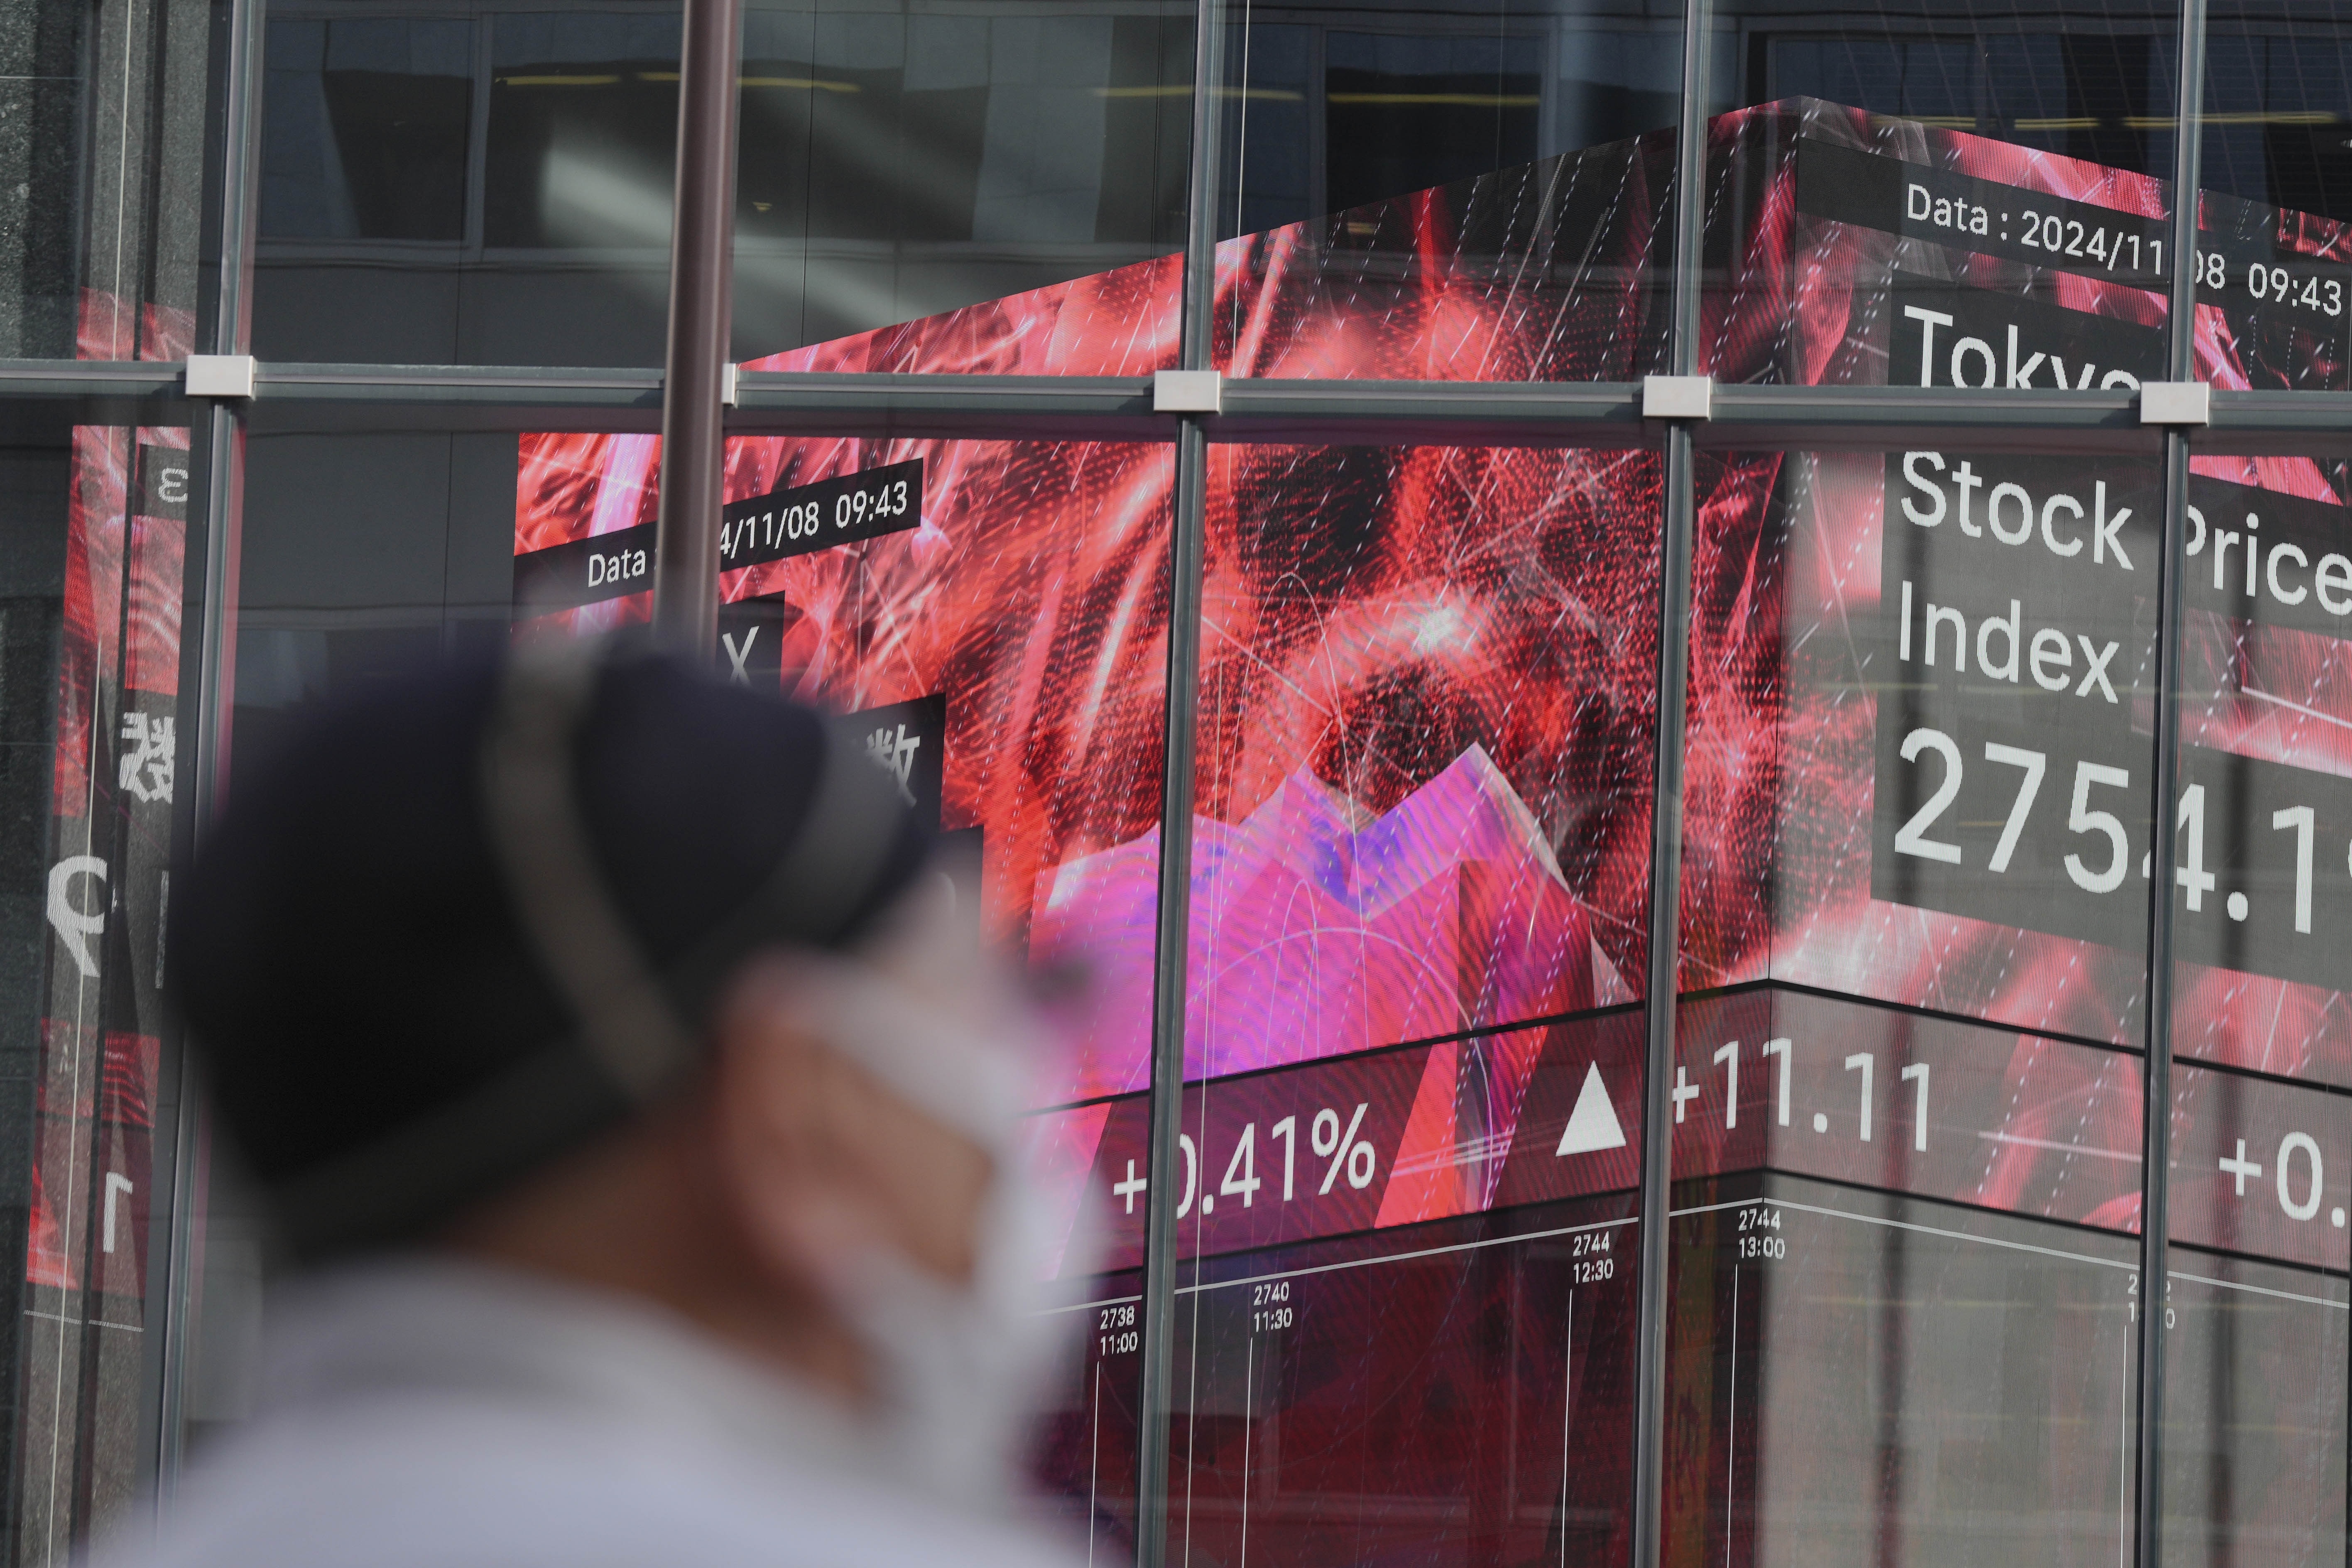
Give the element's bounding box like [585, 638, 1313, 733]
[2193, 5, 2352, 394]
[1671, 1171, 2142, 1563]
[483, 12, 684, 251]
[261, 17, 473, 243]
[258, 0, 1193, 368]
[2161, 452, 2352, 1087]
[732, 0, 1194, 359]
[1167, 1018, 1644, 1565]
[1710, 1, 2181, 180]
[2155, 445, 2352, 1567]
[255, 2, 684, 368]
[1320, 31, 1547, 214]
[1165, 438, 1662, 1561]
[1729, 443, 2166, 1038]
[1702, 102, 2189, 388]
[1213, 0, 1682, 381]
[2202, 2, 2352, 225]
[1189, 441, 1661, 1076]
[233, 427, 516, 777]
[1223, 0, 1682, 233]
[511, 422, 1174, 1554]
[0, 408, 203, 1557]
[1703, 0, 2198, 401]
[2162, 1249, 2348, 1566]
[218, 421, 519, 1488]
[1667, 441, 2169, 1554]
[738, 245, 1174, 385]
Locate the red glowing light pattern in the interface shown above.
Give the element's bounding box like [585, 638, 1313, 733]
[516, 100, 2352, 1266]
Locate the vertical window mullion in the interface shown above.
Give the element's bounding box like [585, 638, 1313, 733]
[153, 0, 268, 1506]
[1628, 0, 1713, 1564]
[2136, 2, 2211, 1564]
[1133, 0, 1223, 1558]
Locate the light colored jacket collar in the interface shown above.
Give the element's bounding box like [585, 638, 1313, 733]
[258, 1255, 888, 1481]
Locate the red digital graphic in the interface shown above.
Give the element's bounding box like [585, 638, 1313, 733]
[30, 288, 191, 1298]
[514, 100, 2352, 1564]
[515, 96, 2352, 1231]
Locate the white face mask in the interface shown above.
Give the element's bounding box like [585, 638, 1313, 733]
[816, 1144, 1074, 1508]
[765, 910, 1097, 1511]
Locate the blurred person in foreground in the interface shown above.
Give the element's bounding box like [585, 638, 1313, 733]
[107, 638, 1093, 1568]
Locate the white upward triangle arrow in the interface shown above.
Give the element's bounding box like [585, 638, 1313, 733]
[1556, 1063, 1627, 1156]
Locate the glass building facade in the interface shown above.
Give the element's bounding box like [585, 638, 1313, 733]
[1, 0, 2350, 1560]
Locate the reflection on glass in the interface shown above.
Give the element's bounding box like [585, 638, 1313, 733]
[1671, 441, 2175, 1553]
[1209, 128, 1677, 379]
[2194, 7, 2352, 398]
[1036, 1264, 1143, 1552]
[1709, 0, 2181, 181]
[733, 2, 1193, 353]
[2203, 2, 2352, 225]
[2166, 454, 2352, 1080]
[256, 6, 683, 367]
[1174, 1194, 1639, 1565]
[1700, 103, 2188, 390]
[262, 18, 473, 242]
[485, 13, 684, 251]
[1222, 0, 1681, 235]
[233, 430, 517, 780]
[510, 426, 1177, 1558]
[2163, 1252, 2348, 1564]
[1212, 0, 1680, 380]
[1674, 1176, 2139, 1565]
[1159, 1014, 1644, 1564]
[734, 14, 993, 249]
[1649, 996, 2350, 1565]
[3, 420, 195, 1554]
[256, 0, 1194, 367]
[1740, 444, 2168, 1038]
[1321, 32, 1544, 213]
[2157, 444, 2352, 1566]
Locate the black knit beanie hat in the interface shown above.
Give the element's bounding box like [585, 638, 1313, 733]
[170, 638, 933, 1259]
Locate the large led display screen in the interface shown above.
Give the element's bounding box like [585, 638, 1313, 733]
[1690, 105, 2352, 1098]
[517, 98, 2352, 1566]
